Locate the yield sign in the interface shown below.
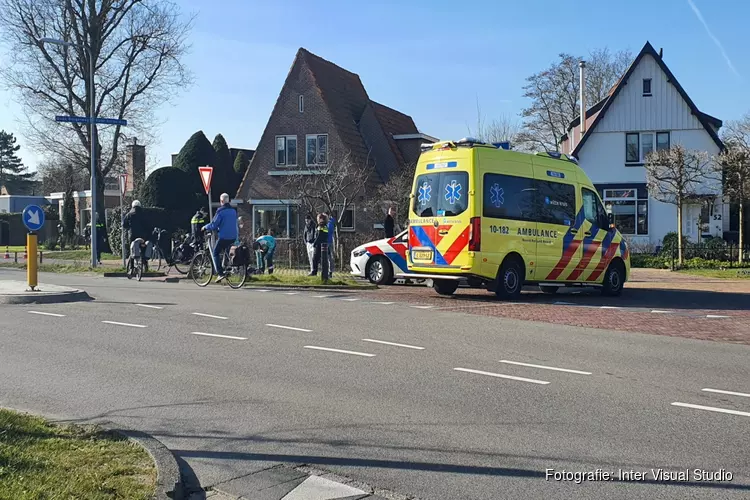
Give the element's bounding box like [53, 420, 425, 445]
[199, 166, 213, 195]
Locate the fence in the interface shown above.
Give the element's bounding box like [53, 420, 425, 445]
[670, 244, 750, 270]
[269, 231, 385, 272]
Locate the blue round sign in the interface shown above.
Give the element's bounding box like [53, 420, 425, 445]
[22, 205, 45, 232]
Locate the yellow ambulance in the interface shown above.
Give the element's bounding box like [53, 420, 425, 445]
[407, 138, 630, 299]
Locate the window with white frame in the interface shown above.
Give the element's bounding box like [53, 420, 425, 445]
[275, 135, 297, 167]
[601, 187, 648, 236]
[306, 134, 328, 166]
[642, 78, 652, 96]
[336, 205, 355, 231]
[625, 131, 670, 164]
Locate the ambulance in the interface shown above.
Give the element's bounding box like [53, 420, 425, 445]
[407, 138, 630, 299]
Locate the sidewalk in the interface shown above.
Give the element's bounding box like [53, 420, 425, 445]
[0, 280, 90, 304]
[628, 268, 750, 293]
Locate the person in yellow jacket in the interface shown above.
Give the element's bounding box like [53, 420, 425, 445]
[309, 214, 329, 276]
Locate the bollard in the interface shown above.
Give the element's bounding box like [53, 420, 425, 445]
[27, 233, 38, 291]
[23, 246, 27, 260]
[321, 243, 329, 281]
[40, 251, 43, 264]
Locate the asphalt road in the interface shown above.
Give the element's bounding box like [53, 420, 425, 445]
[1, 268, 749, 499]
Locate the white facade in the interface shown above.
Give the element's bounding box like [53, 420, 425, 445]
[567, 47, 724, 248]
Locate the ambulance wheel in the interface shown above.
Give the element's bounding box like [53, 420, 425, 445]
[601, 260, 625, 297]
[495, 257, 523, 300]
[540, 286, 559, 294]
[367, 256, 393, 285]
[433, 279, 459, 296]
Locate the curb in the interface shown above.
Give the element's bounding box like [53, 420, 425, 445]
[100, 422, 185, 500]
[0, 289, 91, 305]
[162, 275, 376, 291]
[102, 272, 167, 278]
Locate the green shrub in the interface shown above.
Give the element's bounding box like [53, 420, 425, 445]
[43, 239, 58, 251]
[108, 205, 194, 257]
[173, 130, 218, 196]
[631, 254, 670, 268]
[140, 167, 198, 210]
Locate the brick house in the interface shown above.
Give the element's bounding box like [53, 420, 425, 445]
[236, 48, 436, 241]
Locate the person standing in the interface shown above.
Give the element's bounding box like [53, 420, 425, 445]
[309, 214, 328, 277]
[94, 213, 107, 264]
[327, 210, 336, 278]
[303, 213, 316, 272]
[190, 208, 208, 248]
[384, 206, 395, 238]
[202, 193, 238, 282]
[123, 200, 150, 272]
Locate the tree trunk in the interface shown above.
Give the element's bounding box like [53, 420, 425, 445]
[677, 197, 684, 266]
[740, 197, 744, 264]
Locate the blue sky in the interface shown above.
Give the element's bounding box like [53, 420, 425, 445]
[0, 0, 747, 171]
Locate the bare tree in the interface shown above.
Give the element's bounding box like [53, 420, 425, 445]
[0, 0, 193, 220]
[645, 146, 717, 265]
[518, 48, 632, 151]
[282, 149, 372, 244]
[37, 157, 88, 193]
[366, 161, 416, 231]
[468, 100, 522, 146]
[720, 115, 750, 262]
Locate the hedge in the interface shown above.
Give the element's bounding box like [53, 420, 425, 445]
[107, 206, 194, 257]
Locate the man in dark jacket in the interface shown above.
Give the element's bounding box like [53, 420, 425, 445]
[303, 213, 316, 272]
[122, 200, 150, 271]
[191, 208, 208, 247]
[384, 206, 395, 238]
[309, 214, 329, 277]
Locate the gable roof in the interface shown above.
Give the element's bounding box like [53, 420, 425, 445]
[571, 41, 724, 157]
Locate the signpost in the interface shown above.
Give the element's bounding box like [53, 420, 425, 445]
[119, 174, 128, 268]
[22, 205, 45, 291]
[199, 166, 214, 247]
[55, 115, 128, 126]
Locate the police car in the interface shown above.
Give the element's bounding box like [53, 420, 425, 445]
[350, 230, 415, 285]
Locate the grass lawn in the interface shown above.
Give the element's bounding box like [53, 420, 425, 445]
[677, 268, 750, 279]
[248, 273, 367, 287]
[0, 262, 126, 274]
[0, 408, 155, 499]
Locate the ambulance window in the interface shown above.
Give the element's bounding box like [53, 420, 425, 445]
[413, 172, 469, 218]
[536, 181, 576, 226]
[413, 173, 438, 217]
[582, 188, 603, 226]
[483, 173, 536, 222]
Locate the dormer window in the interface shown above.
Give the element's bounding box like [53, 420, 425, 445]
[642, 78, 652, 96]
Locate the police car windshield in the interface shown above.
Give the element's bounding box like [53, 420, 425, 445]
[413, 172, 469, 218]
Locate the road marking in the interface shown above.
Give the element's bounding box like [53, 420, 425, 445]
[266, 323, 312, 332]
[706, 314, 730, 319]
[600, 306, 620, 309]
[372, 301, 395, 305]
[27, 311, 66, 317]
[671, 402, 750, 418]
[410, 305, 434, 309]
[102, 320, 146, 328]
[341, 298, 360, 302]
[312, 295, 330, 298]
[499, 359, 592, 375]
[362, 339, 425, 350]
[192, 312, 228, 320]
[651, 310, 672, 314]
[303, 345, 375, 357]
[553, 301, 575, 305]
[702, 388, 750, 399]
[190, 332, 247, 340]
[283, 292, 300, 295]
[136, 304, 163, 309]
[252, 289, 270, 292]
[453, 367, 550, 385]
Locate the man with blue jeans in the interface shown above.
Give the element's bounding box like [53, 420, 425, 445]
[326, 211, 336, 278]
[202, 193, 238, 282]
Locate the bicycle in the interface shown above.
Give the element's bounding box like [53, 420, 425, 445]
[189, 236, 247, 289]
[126, 238, 149, 282]
[150, 227, 170, 272]
[170, 234, 195, 275]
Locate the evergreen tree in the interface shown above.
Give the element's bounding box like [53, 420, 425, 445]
[212, 133, 234, 197]
[141, 167, 196, 210]
[173, 131, 218, 198]
[233, 150, 249, 178]
[0, 130, 33, 191]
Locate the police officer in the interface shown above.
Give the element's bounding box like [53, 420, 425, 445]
[309, 214, 329, 277]
[191, 208, 208, 248]
[94, 213, 107, 264]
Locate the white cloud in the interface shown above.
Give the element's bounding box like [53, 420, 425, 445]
[687, 0, 740, 77]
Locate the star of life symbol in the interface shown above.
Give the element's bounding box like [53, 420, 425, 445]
[418, 181, 431, 205]
[490, 183, 504, 207]
[444, 180, 461, 205]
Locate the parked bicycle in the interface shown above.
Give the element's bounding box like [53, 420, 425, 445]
[150, 227, 171, 271]
[189, 234, 247, 289]
[170, 234, 195, 275]
[126, 238, 150, 281]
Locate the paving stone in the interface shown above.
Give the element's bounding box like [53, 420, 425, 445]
[214, 467, 307, 499]
[281, 475, 367, 500]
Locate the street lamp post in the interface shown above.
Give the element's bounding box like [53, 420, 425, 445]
[40, 37, 98, 268]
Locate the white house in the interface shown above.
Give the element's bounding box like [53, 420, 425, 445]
[560, 41, 725, 247]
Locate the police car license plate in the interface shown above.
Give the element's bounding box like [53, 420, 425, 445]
[412, 250, 433, 262]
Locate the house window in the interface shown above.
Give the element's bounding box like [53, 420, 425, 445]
[642, 78, 652, 96]
[336, 205, 355, 232]
[306, 134, 328, 166]
[626, 132, 670, 164]
[275, 135, 297, 167]
[602, 187, 648, 236]
[299, 95, 304, 113]
[253, 205, 297, 238]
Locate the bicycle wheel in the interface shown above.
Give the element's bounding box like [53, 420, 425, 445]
[136, 262, 143, 281]
[126, 258, 134, 280]
[225, 263, 247, 289]
[154, 248, 163, 272]
[171, 248, 189, 275]
[190, 252, 213, 287]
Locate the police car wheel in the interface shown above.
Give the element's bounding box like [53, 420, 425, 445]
[601, 261, 625, 297]
[367, 257, 393, 285]
[495, 258, 523, 300]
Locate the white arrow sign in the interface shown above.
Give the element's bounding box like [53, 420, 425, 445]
[27, 209, 40, 226]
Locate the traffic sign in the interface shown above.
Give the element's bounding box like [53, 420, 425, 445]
[119, 173, 128, 195]
[22, 205, 46, 232]
[55, 115, 128, 126]
[199, 166, 213, 195]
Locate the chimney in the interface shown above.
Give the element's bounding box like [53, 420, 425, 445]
[659, 48, 663, 58]
[579, 61, 586, 136]
[125, 140, 146, 193]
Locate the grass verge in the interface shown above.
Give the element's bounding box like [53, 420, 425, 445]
[0, 408, 155, 499]
[677, 268, 750, 279]
[248, 273, 366, 287]
[0, 262, 126, 274]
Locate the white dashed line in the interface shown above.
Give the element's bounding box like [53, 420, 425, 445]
[372, 302, 395, 305]
[252, 289, 270, 292]
[499, 359, 592, 375]
[283, 292, 300, 295]
[266, 323, 312, 333]
[102, 321, 146, 328]
[600, 306, 620, 309]
[341, 298, 360, 302]
[453, 367, 550, 385]
[671, 402, 750, 418]
[362, 339, 425, 350]
[312, 295, 330, 298]
[553, 301, 575, 306]
[27, 311, 65, 317]
[303, 345, 375, 357]
[702, 388, 750, 399]
[410, 305, 434, 309]
[192, 312, 228, 320]
[190, 332, 247, 340]
[136, 304, 163, 309]
[706, 314, 730, 319]
[651, 310, 672, 314]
